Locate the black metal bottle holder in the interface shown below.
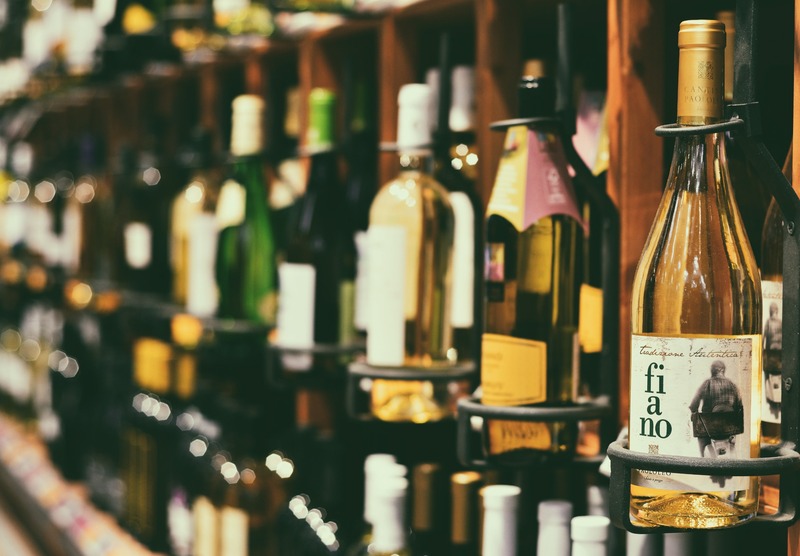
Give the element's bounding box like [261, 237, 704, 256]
[606, 0, 800, 532]
[455, 0, 621, 469]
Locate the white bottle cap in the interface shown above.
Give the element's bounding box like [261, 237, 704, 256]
[538, 500, 574, 524]
[449, 65, 476, 133]
[482, 485, 521, 511]
[571, 515, 610, 543]
[425, 67, 440, 132]
[365, 453, 396, 473]
[396, 83, 433, 152]
[230, 94, 265, 156]
[372, 477, 409, 553]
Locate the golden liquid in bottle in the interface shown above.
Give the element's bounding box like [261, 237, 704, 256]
[368, 154, 455, 422]
[629, 20, 761, 529]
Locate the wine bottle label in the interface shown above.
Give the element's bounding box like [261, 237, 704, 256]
[481, 333, 547, 405]
[2, 202, 27, 248]
[367, 226, 407, 366]
[0, 351, 31, 404]
[187, 213, 219, 318]
[629, 334, 758, 492]
[61, 202, 82, 272]
[487, 126, 584, 233]
[28, 205, 52, 258]
[193, 496, 219, 556]
[277, 263, 316, 350]
[761, 280, 782, 425]
[339, 279, 356, 346]
[124, 222, 152, 270]
[133, 338, 172, 394]
[579, 284, 603, 354]
[220, 506, 249, 556]
[520, 219, 554, 294]
[216, 180, 246, 229]
[167, 488, 193, 556]
[449, 191, 475, 328]
[354, 231, 369, 331]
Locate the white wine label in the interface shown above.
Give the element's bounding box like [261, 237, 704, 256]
[761, 280, 783, 425]
[220, 506, 249, 556]
[277, 263, 316, 350]
[28, 205, 52, 260]
[354, 231, 369, 331]
[216, 179, 246, 229]
[167, 488, 193, 556]
[124, 222, 152, 270]
[2, 203, 27, 248]
[449, 191, 475, 328]
[187, 213, 219, 318]
[629, 334, 758, 492]
[367, 225, 407, 366]
[192, 496, 219, 556]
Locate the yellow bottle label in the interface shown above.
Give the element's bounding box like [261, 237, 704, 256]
[519, 219, 554, 294]
[133, 338, 172, 393]
[487, 420, 553, 453]
[220, 506, 249, 556]
[481, 333, 546, 406]
[487, 126, 528, 231]
[193, 496, 220, 556]
[579, 284, 603, 353]
[175, 353, 197, 400]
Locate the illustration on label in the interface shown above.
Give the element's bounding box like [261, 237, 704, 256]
[762, 280, 782, 425]
[629, 334, 758, 492]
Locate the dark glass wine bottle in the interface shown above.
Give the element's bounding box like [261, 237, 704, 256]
[215, 95, 277, 324]
[431, 57, 483, 365]
[481, 74, 584, 461]
[277, 88, 357, 370]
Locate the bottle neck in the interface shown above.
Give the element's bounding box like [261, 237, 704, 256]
[669, 132, 730, 197]
[372, 500, 407, 553]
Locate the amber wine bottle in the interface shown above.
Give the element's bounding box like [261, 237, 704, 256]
[366, 84, 455, 422]
[760, 147, 790, 443]
[481, 71, 584, 460]
[629, 20, 761, 529]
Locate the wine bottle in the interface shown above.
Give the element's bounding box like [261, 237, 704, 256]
[716, 10, 771, 263]
[344, 75, 378, 335]
[170, 128, 220, 312]
[481, 72, 584, 460]
[450, 471, 481, 556]
[571, 515, 610, 556]
[346, 456, 404, 556]
[432, 57, 483, 364]
[277, 88, 357, 370]
[410, 463, 447, 556]
[480, 485, 520, 556]
[536, 500, 572, 556]
[629, 20, 761, 529]
[366, 83, 455, 422]
[370, 477, 410, 556]
[215, 95, 277, 324]
[759, 147, 790, 443]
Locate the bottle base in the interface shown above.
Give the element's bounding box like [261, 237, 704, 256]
[631, 492, 756, 529]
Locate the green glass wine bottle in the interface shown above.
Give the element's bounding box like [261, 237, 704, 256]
[216, 95, 277, 325]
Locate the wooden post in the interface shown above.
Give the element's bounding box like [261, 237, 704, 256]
[606, 0, 665, 425]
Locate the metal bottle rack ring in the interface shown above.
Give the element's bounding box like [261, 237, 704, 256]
[607, 440, 800, 532]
